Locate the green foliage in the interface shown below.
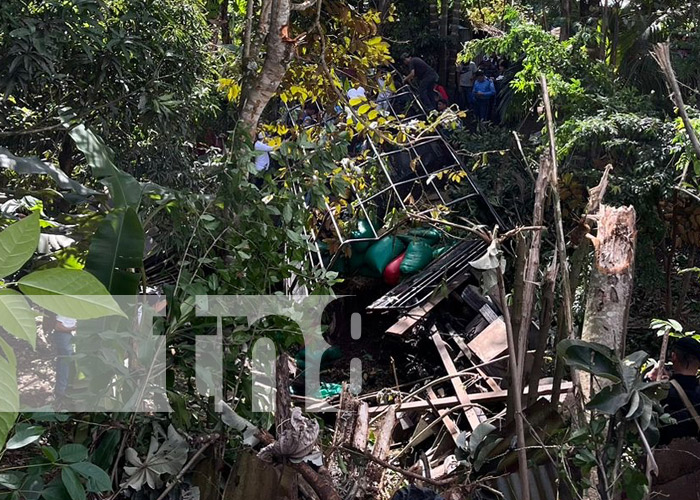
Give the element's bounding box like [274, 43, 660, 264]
[456, 422, 503, 473]
[0, 208, 123, 450]
[558, 340, 668, 499]
[0, 431, 112, 500]
[0, 0, 219, 184]
[460, 19, 608, 119]
[84, 208, 144, 295]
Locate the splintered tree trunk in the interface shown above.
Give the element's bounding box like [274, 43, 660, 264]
[580, 204, 637, 399]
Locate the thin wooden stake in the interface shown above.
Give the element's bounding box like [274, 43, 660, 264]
[540, 75, 575, 403]
[496, 258, 531, 500]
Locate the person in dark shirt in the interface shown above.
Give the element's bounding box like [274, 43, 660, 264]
[402, 53, 439, 111]
[658, 337, 700, 445]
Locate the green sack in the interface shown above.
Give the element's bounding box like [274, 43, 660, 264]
[356, 264, 382, 278]
[407, 227, 442, 244]
[364, 236, 406, 275]
[347, 248, 366, 270]
[400, 239, 434, 274]
[432, 246, 450, 259]
[330, 255, 347, 273]
[350, 219, 375, 253]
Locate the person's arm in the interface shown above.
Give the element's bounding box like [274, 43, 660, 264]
[484, 81, 496, 97]
[403, 69, 415, 84]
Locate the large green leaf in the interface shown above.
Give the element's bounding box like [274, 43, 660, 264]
[61, 113, 141, 209]
[61, 467, 86, 500]
[0, 289, 36, 348]
[0, 212, 40, 278]
[0, 148, 98, 198]
[6, 424, 44, 450]
[621, 350, 648, 390]
[557, 339, 622, 382]
[91, 429, 121, 471]
[84, 208, 144, 295]
[0, 337, 18, 450]
[18, 268, 125, 319]
[59, 444, 88, 463]
[68, 463, 112, 493]
[587, 384, 631, 415]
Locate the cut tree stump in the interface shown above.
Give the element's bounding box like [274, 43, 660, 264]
[581, 204, 637, 399]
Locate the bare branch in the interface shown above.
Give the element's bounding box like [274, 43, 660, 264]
[652, 43, 700, 188]
[291, 0, 317, 10]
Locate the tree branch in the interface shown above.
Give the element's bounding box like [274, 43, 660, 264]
[652, 43, 700, 188]
[291, 0, 317, 10]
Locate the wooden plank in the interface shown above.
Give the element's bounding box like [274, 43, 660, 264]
[479, 304, 499, 323]
[467, 317, 508, 362]
[368, 382, 573, 415]
[452, 336, 502, 392]
[352, 402, 369, 451]
[386, 271, 471, 336]
[425, 387, 460, 443]
[431, 331, 485, 429]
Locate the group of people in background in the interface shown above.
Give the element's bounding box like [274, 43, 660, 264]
[253, 53, 510, 175]
[458, 54, 509, 121]
[402, 52, 509, 121]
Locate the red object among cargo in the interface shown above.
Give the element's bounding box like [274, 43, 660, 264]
[383, 252, 405, 286]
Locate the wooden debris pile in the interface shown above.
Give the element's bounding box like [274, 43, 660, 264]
[311, 243, 574, 498]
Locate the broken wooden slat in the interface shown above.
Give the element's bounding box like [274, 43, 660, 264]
[452, 336, 502, 392]
[352, 402, 369, 452]
[460, 286, 500, 322]
[386, 271, 471, 336]
[479, 304, 500, 323]
[367, 406, 397, 487]
[425, 386, 460, 443]
[467, 317, 508, 362]
[368, 382, 573, 415]
[431, 330, 486, 429]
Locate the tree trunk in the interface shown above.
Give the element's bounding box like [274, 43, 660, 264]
[448, 0, 461, 96]
[580, 204, 637, 400]
[439, 0, 449, 86]
[599, 0, 609, 60]
[219, 0, 231, 45]
[429, 1, 439, 41]
[58, 133, 75, 176]
[560, 0, 571, 40]
[238, 0, 293, 133]
[377, 0, 392, 33]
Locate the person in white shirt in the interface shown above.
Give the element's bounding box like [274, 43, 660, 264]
[346, 86, 366, 102]
[254, 132, 275, 172]
[458, 61, 477, 110]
